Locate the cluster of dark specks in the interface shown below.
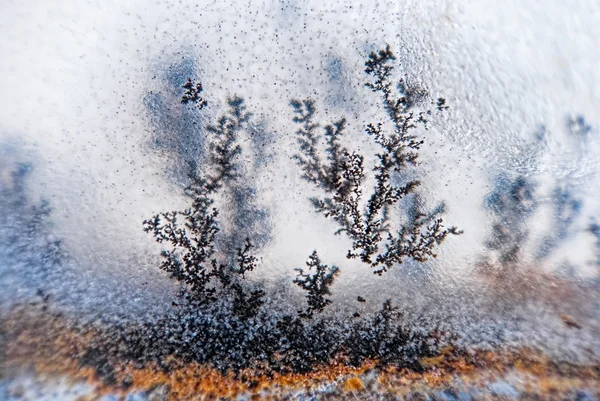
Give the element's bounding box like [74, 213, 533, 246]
[181, 78, 207, 109]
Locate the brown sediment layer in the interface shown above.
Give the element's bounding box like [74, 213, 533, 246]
[8, 340, 600, 400]
[2, 304, 599, 400]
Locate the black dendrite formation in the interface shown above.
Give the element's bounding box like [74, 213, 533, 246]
[144, 93, 263, 316]
[294, 251, 340, 319]
[145, 83, 339, 320]
[181, 78, 208, 109]
[292, 45, 460, 275]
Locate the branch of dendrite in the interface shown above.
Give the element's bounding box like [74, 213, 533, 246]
[294, 251, 340, 319]
[365, 45, 425, 164]
[374, 218, 462, 275]
[234, 238, 258, 278]
[143, 198, 221, 299]
[323, 118, 348, 189]
[202, 97, 251, 193]
[311, 151, 365, 233]
[290, 99, 328, 187]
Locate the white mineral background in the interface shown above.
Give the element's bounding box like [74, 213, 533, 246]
[0, 0, 599, 378]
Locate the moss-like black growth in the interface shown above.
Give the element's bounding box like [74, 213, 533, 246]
[294, 251, 340, 319]
[292, 45, 461, 275]
[143, 96, 264, 316]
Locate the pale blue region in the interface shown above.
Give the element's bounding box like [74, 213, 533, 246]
[247, 122, 271, 164]
[537, 186, 583, 260]
[219, 184, 272, 253]
[488, 380, 519, 399]
[568, 115, 593, 138]
[572, 390, 599, 401]
[218, 116, 276, 253]
[455, 390, 474, 401]
[0, 381, 13, 401]
[485, 174, 537, 220]
[432, 388, 473, 401]
[590, 221, 600, 266]
[483, 174, 536, 265]
[0, 145, 66, 310]
[327, 57, 344, 82]
[405, 392, 432, 400]
[98, 395, 120, 401]
[164, 57, 196, 89]
[0, 377, 95, 401]
[144, 57, 206, 186]
[124, 392, 149, 401]
[323, 55, 356, 113]
[535, 125, 548, 142]
[550, 186, 582, 240]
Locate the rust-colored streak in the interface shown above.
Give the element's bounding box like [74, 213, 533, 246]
[343, 376, 365, 392]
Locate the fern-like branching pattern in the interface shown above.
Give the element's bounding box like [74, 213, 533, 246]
[144, 93, 263, 315]
[292, 45, 461, 274]
[294, 251, 340, 319]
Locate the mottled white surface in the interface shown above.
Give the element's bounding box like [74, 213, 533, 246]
[0, 0, 599, 369]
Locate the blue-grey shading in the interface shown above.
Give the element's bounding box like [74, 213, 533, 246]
[323, 55, 357, 113]
[218, 184, 271, 254]
[145, 59, 273, 253]
[590, 221, 600, 266]
[483, 174, 536, 266]
[567, 115, 593, 138]
[246, 119, 277, 168]
[144, 58, 206, 185]
[537, 186, 582, 260]
[0, 144, 66, 308]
